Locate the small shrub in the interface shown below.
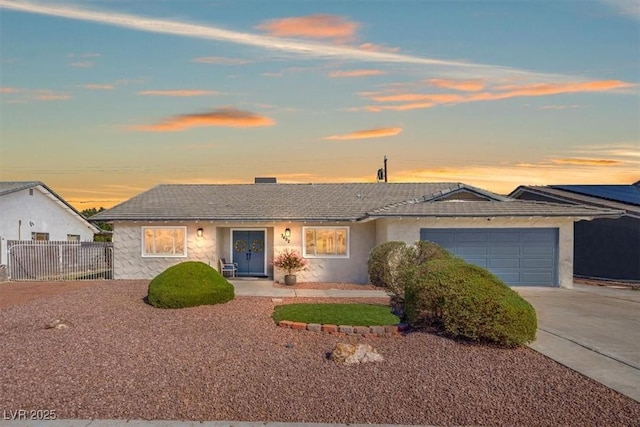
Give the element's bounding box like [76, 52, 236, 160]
[147, 261, 234, 309]
[367, 241, 407, 298]
[404, 258, 537, 347]
[272, 248, 308, 275]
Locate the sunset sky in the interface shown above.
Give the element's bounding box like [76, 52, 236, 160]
[1, 0, 638, 209]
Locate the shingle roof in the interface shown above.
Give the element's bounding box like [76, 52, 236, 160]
[367, 200, 621, 218]
[0, 181, 42, 197]
[91, 182, 622, 222]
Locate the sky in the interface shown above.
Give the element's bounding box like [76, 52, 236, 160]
[0, 0, 638, 210]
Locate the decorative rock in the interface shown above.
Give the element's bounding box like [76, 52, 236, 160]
[330, 343, 384, 365]
[45, 319, 72, 330]
[306, 323, 321, 332]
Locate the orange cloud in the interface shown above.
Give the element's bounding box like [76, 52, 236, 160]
[137, 90, 217, 97]
[82, 84, 114, 90]
[192, 56, 250, 65]
[34, 90, 71, 101]
[324, 127, 402, 140]
[132, 108, 275, 132]
[256, 15, 359, 42]
[551, 158, 623, 166]
[428, 78, 485, 92]
[328, 69, 385, 78]
[1, 87, 20, 93]
[361, 79, 635, 112]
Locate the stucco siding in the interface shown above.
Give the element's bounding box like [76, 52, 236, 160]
[113, 222, 217, 279]
[376, 217, 575, 288]
[0, 187, 95, 265]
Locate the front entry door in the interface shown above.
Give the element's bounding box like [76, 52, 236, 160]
[232, 230, 266, 276]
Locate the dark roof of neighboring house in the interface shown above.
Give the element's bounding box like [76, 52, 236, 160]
[91, 182, 622, 222]
[551, 185, 640, 207]
[0, 181, 101, 233]
[510, 184, 640, 218]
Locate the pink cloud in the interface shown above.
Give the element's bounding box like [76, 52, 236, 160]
[428, 78, 486, 92]
[328, 69, 385, 78]
[137, 90, 217, 97]
[131, 108, 275, 132]
[82, 84, 114, 90]
[256, 14, 359, 42]
[192, 56, 250, 65]
[324, 127, 402, 140]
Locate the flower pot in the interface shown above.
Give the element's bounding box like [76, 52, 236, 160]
[284, 274, 297, 286]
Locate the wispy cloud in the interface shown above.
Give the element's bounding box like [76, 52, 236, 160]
[255, 14, 359, 43]
[428, 78, 485, 92]
[328, 69, 385, 78]
[323, 127, 402, 140]
[361, 79, 636, 111]
[540, 104, 584, 110]
[1, 87, 71, 102]
[69, 61, 95, 68]
[192, 56, 250, 65]
[137, 90, 217, 97]
[598, 0, 640, 20]
[130, 108, 275, 132]
[81, 84, 114, 90]
[550, 158, 623, 166]
[0, 0, 579, 82]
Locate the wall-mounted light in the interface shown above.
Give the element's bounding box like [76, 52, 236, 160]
[281, 227, 291, 243]
[197, 228, 204, 237]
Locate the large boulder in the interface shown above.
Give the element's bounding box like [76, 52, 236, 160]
[330, 343, 384, 365]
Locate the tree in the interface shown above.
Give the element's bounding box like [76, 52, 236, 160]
[81, 207, 112, 242]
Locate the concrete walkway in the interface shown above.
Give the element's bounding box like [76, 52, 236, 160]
[515, 284, 640, 402]
[229, 279, 390, 299]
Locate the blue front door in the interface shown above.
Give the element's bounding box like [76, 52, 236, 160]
[232, 230, 266, 276]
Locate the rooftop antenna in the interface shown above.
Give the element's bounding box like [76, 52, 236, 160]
[376, 156, 388, 182]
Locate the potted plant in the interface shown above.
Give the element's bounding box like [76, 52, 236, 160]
[272, 248, 308, 285]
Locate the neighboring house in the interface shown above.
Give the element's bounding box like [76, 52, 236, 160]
[90, 181, 621, 288]
[0, 181, 100, 265]
[510, 182, 640, 281]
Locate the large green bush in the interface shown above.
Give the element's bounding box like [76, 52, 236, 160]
[147, 261, 234, 309]
[367, 241, 407, 298]
[368, 240, 454, 300]
[404, 258, 537, 347]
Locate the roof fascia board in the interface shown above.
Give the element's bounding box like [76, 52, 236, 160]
[36, 184, 102, 233]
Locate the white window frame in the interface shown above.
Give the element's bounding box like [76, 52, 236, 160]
[67, 234, 81, 242]
[302, 226, 350, 258]
[141, 226, 187, 258]
[31, 232, 49, 241]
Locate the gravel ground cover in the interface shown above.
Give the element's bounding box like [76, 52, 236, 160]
[1, 280, 639, 426]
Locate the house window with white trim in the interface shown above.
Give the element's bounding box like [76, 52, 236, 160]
[67, 234, 80, 242]
[303, 226, 349, 258]
[142, 226, 186, 257]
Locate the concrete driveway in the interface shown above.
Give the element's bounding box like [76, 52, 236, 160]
[515, 284, 640, 402]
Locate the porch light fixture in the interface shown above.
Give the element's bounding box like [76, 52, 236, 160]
[281, 227, 291, 244]
[197, 228, 204, 237]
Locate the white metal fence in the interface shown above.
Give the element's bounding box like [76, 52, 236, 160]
[7, 240, 113, 281]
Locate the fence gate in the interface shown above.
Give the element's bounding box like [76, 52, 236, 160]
[7, 240, 113, 281]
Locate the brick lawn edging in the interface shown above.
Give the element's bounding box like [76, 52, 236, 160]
[278, 320, 411, 337]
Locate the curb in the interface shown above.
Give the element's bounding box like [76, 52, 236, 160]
[278, 320, 410, 337]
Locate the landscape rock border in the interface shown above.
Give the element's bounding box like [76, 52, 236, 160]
[278, 320, 410, 337]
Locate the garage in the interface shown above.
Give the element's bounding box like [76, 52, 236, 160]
[420, 228, 558, 286]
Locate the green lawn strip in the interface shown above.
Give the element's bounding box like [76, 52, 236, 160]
[272, 303, 399, 326]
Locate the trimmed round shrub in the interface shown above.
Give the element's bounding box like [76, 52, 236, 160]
[404, 258, 537, 347]
[367, 241, 407, 297]
[147, 261, 234, 309]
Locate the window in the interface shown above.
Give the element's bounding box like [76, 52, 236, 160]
[142, 227, 186, 257]
[31, 232, 49, 241]
[303, 227, 349, 258]
[67, 234, 80, 242]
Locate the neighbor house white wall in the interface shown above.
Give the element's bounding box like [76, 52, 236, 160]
[0, 186, 96, 265]
[375, 216, 575, 288]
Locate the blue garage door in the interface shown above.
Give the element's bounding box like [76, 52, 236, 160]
[420, 228, 558, 286]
